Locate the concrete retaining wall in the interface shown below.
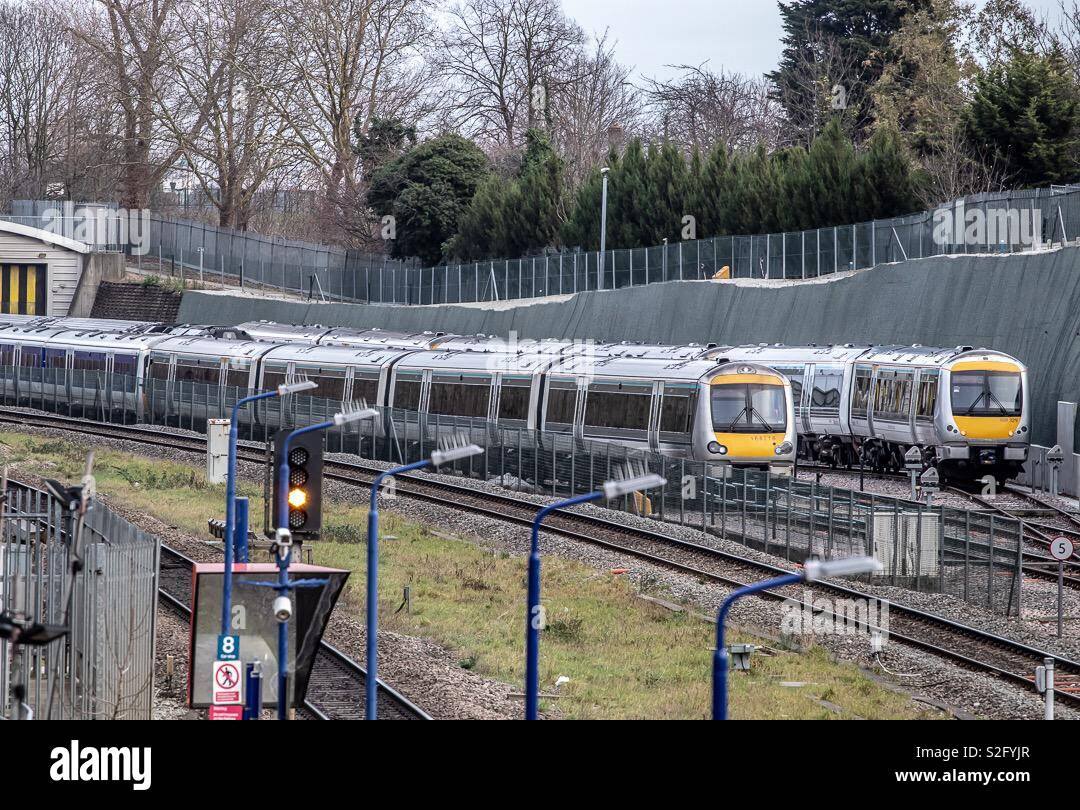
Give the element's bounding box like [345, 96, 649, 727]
[179, 247, 1080, 450]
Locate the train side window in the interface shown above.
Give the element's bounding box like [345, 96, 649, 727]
[773, 365, 804, 415]
[225, 364, 254, 392]
[498, 376, 531, 422]
[392, 372, 422, 411]
[19, 346, 42, 368]
[44, 348, 66, 368]
[73, 351, 107, 371]
[659, 384, 698, 443]
[353, 372, 380, 406]
[544, 378, 578, 433]
[297, 365, 346, 400]
[810, 366, 843, 417]
[583, 380, 652, 437]
[916, 371, 939, 422]
[0, 343, 13, 367]
[262, 368, 288, 393]
[175, 358, 220, 385]
[148, 357, 171, 381]
[852, 367, 872, 417]
[429, 373, 491, 418]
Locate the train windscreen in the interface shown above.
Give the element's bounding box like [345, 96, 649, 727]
[711, 384, 786, 433]
[950, 371, 1022, 416]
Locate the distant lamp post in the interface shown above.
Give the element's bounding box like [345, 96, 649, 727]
[712, 556, 882, 720]
[598, 166, 609, 291]
[525, 473, 665, 719]
[365, 437, 483, 719]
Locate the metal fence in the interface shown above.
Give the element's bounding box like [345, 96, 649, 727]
[5, 185, 1080, 305]
[1, 479, 161, 720]
[0, 365, 1024, 616]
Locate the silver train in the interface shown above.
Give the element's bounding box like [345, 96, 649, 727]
[0, 315, 798, 471]
[233, 321, 1032, 481]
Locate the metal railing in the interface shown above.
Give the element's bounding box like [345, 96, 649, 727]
[1, 479, 161, 720]
[0, 366, 1024, 616]
[7, 186, 1080, 305]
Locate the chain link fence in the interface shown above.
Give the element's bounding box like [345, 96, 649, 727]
[0, 366, 1024, 616]
[5, 185, 1080, 305]
[1, 479, 161, 720]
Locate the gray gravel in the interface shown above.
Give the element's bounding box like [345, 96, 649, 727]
[4, 417, 1077, 719]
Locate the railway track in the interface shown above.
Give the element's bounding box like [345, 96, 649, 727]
[157, 543, 430, 720]
[5, 406, 1080, 712]
[799, 460, 1080, 587]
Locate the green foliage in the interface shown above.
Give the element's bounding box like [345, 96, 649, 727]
[449, 129, 564, 260]
[561, 121, 919, 246]
[769, 0, 932, 140]
[962, 49, 1080, 187]
[366, 133, 489, 265]
[354, 116, 417, 177]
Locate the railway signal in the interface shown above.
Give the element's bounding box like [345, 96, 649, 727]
[904, 447, 923, 500]
[272, 428, 325, 539]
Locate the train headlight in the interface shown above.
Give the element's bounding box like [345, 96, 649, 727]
[708, 442, 727, 455]
[775, 441, 793, 456]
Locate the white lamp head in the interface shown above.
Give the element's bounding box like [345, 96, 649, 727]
[430, 434, 484, 466]
[602, 473, 665, 500]
[278, 379, 318, 396]
[333, 400, 378, 426]
[803, 556, 882, 582]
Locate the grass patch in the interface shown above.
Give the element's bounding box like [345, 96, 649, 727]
[0, 431, 945, 720]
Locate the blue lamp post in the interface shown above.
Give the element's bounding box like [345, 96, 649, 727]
[525, 473, 666, 720]
[712, 555, 882, 720]
[272, 405, 377, 719]
[222, 379, 317, 637]
[365, 436, 483, 720]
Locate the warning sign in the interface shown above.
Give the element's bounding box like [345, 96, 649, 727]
[212, 660, 243, 705]
[208, 705, 244, 721]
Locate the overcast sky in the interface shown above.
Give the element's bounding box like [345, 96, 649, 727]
[562, 0, 1067, 82]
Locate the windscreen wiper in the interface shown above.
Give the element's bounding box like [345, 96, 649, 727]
[748, 408, 776, 433]
[986, 389, 1012, 416]
[723, 407, 748, 431]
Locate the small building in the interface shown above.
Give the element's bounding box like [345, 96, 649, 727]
[0, 220, 92, 316]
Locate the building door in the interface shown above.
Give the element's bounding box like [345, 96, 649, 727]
[1, 264, 47, 315]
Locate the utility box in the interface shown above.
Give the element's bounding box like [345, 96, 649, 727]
[872, 511, 941, 582]
[207, 419, 230, 484]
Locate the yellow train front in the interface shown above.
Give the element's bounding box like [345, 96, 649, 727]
[694, 362, 796, 474]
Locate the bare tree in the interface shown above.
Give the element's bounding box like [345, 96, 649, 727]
[546, 32, 641, 185]
[258, 0, 435, 241]
[771, 26, 866, 149]
[440, 0, 585, 148]
[155, 0, 299, 229]
[0, 0, 84, 201]
[641, 64, 781, 155]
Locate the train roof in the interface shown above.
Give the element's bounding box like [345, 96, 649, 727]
[712, 344, 873, 364]
[545, 353, 740, 382]
[149, 336, 276, 361]
[261, 343, 414, 367]
[237, 321, 331, 343]
[323, 327, 455, 349]
[48, 329, 170, 351]
[395, 350, 554, 375]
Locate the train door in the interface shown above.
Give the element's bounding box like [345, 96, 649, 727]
[647, 381, 663, 453]
[849, 364, 873, 438]
[800, 364, 814, 434]
[1, 264, 47, 315]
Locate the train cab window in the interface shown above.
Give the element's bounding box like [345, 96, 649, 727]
[851, 367, 872, 417]
[428, 373, 491, 418]
[659, 383, 698, 444]
[353, 372, 380, 407]
[810, 367, 843, 417]
[296, 365, 346, 401]
[916, 371, 939, 422]
[950, 370, 1022, 416]
[543, 378, 578, 433]
[583, 380, 652, 437]
[712, 384, 786, 433]
[392, 371, 423, 412]
[497, 376, 531, 423]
